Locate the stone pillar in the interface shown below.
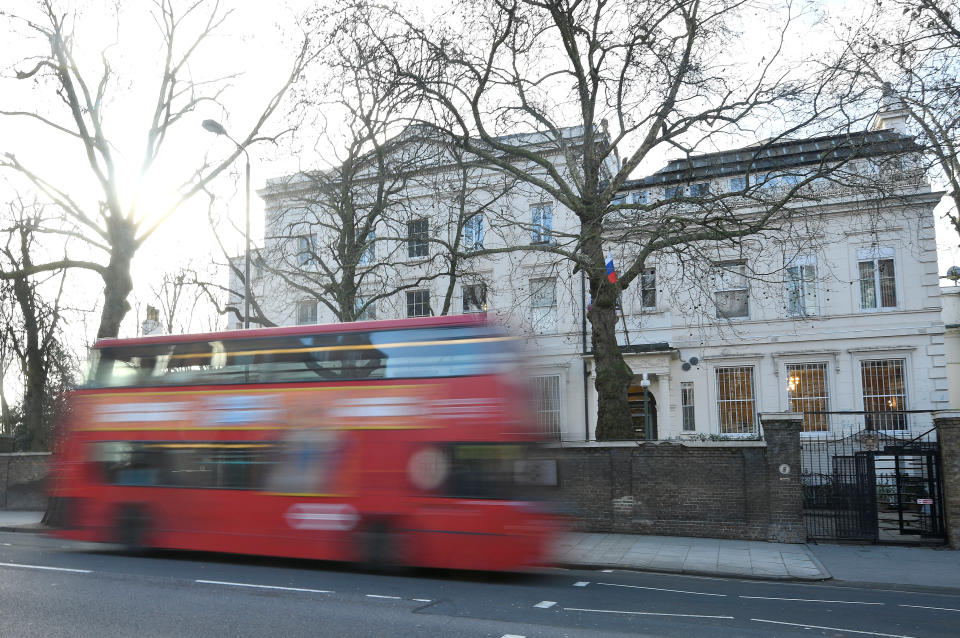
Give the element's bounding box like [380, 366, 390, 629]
[760, 412, 805, 543]
[657, 374, 672, 439]
[933, 411, 960, 549]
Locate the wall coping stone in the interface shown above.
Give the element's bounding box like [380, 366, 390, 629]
[558, 440, 767, 448]
[932, 411, 960, 420]
[759, 412, 805, 422]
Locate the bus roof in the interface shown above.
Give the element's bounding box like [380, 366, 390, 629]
[94, 314, 490, 349]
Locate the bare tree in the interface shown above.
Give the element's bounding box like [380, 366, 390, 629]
[254, 7, 512, 326]
[353, 0, 855, 439]
[836, 0, 960, 237]
[0, 197, 76, 451]
[0, 0, 310, 339]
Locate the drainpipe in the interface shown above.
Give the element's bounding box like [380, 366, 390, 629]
[581, 268, 590, 441]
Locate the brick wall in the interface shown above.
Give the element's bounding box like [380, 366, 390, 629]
[0, 453, 49, 510]
[540, 414, 805, 542]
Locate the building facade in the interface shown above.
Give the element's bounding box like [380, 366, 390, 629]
[231, 115, 948, 442]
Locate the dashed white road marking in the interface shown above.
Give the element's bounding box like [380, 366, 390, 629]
[366, 594, 401, 600]
[413, 598, 432, 602]
[500, 634, 526, 638]
[750, 618, 916, 638]
[573, 581, 589, 587]
[596, 582, 725, 597]
[601, 569, 614, 573]
[195, 580, 331, 594]
[533, 600, 557, 608]
[740, 595, 882, 605]
[0, 562, 91, 574]
[1, 542, 11, 546]
[899, 604, 960, 612]
[565, 608, 733, 619]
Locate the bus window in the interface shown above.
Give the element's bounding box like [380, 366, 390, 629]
[92, 441, 162, 486]
[447, 444, 524, 499]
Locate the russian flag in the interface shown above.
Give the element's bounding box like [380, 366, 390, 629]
[605, 253, 617, 283]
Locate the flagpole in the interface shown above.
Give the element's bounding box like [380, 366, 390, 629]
[605, 252, 631, 347]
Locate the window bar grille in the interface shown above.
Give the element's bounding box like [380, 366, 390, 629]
[861, 359, 907, 431]
[786, 362, 829, 432]
[716, 366, 755, 435]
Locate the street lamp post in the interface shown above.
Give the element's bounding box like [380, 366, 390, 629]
[202, 119, 251, 329]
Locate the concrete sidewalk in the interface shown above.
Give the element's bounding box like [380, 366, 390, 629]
[3, 510, 957, 589]
[0, 510, 43, 532]
[555, 532, 829, 581]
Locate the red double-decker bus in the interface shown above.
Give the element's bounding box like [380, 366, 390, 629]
[48, 315, 559, 571]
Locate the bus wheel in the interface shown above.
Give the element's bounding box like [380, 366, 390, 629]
[115, 505, 149, 553]
[359, 519, 402, 571]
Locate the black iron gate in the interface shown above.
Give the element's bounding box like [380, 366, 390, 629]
[801, 426, 945, 544]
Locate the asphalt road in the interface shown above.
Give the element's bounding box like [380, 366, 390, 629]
[0, 531, 957, 637]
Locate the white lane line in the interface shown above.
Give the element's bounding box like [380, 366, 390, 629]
[1, 542, 11, 546]
[740, 595, 883, 605]
[899, 604, 960, 612]
[195, 580, 331, 594]
[501, 635, 526, 638]
[366, 594, 401, 600]
[601, 569, 614, 573]
[533, 600, 557, 608]
[573, 581, 589, 587]
[750, 618, 916, 638]
[0, 562, 91, 574]
[565, 608, 733, 619]
[413, 598, 432, 602]
[596, 582, 725, 597]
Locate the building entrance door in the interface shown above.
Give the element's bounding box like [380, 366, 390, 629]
[628, 385, 657, 440]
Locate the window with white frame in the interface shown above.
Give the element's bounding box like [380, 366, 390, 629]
[531, 374, 561, 439]
[530, 203, 553, 244]
[681, 382, 695, 431]
[354, 296, 376, 321]
[529, 278, 557, 334]
[729, 176, 747, 192]
[296, 299, 317, 325]
[632, 191, 648, 205]
[664, 185, 682, 200]
[858, 247, 896, 310]
[407, 218, 429, 258]
[462, 283, 486, 313]
[297, 235, 317, 266]
[861, 359, 908, 431]
[406, 289, 431, 317]
[688, 182, 710, 197]
[786, 362, 830, 432]
[715, 366, 756, 434]
[641, 267, 656, 309]
[713, 261, 749, 319]
[358, 230, 375, 265]
[463, 214, 484, 251]
[786, 255, 819, 317]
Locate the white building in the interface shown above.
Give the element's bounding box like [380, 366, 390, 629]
[231, 114, 948, 442]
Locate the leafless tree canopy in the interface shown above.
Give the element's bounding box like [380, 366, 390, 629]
[836, 0, 960, 238]
[0, 0, 310, 339]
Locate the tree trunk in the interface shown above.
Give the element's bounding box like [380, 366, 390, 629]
[96, 220, 137, 339]
[589, 275, 635, 440]
[11, 267, 50, 451]
[22, 367, 48, 451]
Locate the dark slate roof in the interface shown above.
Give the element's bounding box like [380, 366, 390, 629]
[619, 342, 674, 354]
[623, 129, 920, 189]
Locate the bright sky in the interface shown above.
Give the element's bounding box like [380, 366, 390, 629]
[0, 0, 957, 353]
